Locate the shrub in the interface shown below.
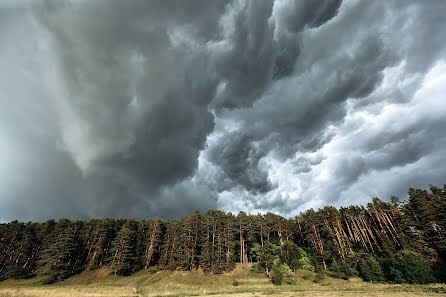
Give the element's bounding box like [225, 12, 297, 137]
[358, 255, 385, 282]
[390, 250, 436, 284]
[298, 254, 315, 271]
[271, 269, 283, 285]
[272, 259, 293, 278]
[330, 260, 357, 280]
[250, 263, 264, 274]
[232, 280, 239, 286]
[314, 270, 325, 283]
[270, 260, 292, 286]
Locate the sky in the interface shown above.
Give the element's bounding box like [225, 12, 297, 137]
[1, 0, 446, 222]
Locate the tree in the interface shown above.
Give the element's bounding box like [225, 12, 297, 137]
[200, 210, 232, 273]
[0, 184, 444, 285]
[358, 254, 385, 282]
[389, 250, 435, 284]
[139, 217, 163, 269]
[85, 219, 113, 270]
[280, 241, 301, 273]
[36, 225, 80, 283]
[108, 221, 138, 275]
[259, 241, 276, 276]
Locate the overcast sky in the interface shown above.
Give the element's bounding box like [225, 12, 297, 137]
[1, 0, 446, 221]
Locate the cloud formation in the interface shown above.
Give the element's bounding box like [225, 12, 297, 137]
[0, 0, 445, 221]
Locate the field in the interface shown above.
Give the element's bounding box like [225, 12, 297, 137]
[0, 265, 445, 297]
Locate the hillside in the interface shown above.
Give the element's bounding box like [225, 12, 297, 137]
[0, 265, 445, 297]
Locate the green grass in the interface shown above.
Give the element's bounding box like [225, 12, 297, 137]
[0, 265, 445, 297]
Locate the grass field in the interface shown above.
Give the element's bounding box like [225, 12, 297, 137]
[0, 265, 445, 297]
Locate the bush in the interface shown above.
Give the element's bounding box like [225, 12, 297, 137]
[298, 254, 315, 271]
[270, 259, 294, 286]
[271, 269, 283, 285]
[330, 260, 357, 280]
[250, 263, 264, 273]
[390, 250, 436, 284]
[314, 270, 325, 283]
[232, 280, 239, 286]
[272, 259, 293, 278]
[358, 255, 385, 282]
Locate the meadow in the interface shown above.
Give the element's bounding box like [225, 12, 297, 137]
[0, 265, 444, 297]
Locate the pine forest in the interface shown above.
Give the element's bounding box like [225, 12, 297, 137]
[1, 185, 445, 285]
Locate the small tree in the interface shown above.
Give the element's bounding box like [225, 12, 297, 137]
[271, 265, 283, 285]
[358, 254, 385, 282]
[330, 260, 357, 280]
[259, 241, 275, 276]
[314, 265, 326, 283]
[280, 241, 301, 273]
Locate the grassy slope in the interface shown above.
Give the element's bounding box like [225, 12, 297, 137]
[0, 265, 445, 297]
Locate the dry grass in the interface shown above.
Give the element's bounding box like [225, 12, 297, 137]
[0, 265, 444, 297]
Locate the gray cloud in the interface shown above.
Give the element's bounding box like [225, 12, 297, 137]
[1, 0, 446, 221]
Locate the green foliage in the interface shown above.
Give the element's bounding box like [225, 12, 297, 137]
[108, 221, 138, 275]
[389, 250, 436, 284]
[280, 241, 302, 271]
[297, 249, 315, 271]
[314, 270, 326, 283]
[36, 225, 80, 283]
[271, 266, 283, 285]
[286, 278, 296, 285]
[250, 263, 265, 273]
[256, 241, 276, 275]
[232, 279, 239, 286]
[329, 260, 357, 280]
[199, 210, 235, 273]
[270, 259, 293, 286]
[358, 254, 385, 282]
[0, 222, 40, 280]
[272, 259, 293, 277]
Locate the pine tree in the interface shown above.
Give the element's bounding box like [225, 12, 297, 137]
[36, 225, 80, 283]
[108, 221, 138, 275]
[178, 211, 201, 270]
[223, 212, 236, 271]
[0, 221, 41, 279]
[280, 241, 301, 273]
[84, 219, 114, 270]
[139, 217, 163, 269]
[259, 241, 275, 277]
[160, 220, 182, 269]
[200, 210, 230, 273]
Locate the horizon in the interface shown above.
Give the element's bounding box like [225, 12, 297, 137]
[0, 184, 442, 223]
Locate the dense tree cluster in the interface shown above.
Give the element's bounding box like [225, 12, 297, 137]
[1, 185, 445, 284]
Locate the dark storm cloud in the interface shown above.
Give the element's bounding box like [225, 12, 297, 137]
[207, 132, 273, 194]
[1, 0, 228, 220]
[206, 0, 446, 215]
[1, 0, 446, 221]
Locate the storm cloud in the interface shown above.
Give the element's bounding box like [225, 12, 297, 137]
[1, 0, 446, 221]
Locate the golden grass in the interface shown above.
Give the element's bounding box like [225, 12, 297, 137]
[0, 265, 444, 297]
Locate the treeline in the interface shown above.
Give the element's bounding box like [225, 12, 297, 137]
[0, 185, 445, 284]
